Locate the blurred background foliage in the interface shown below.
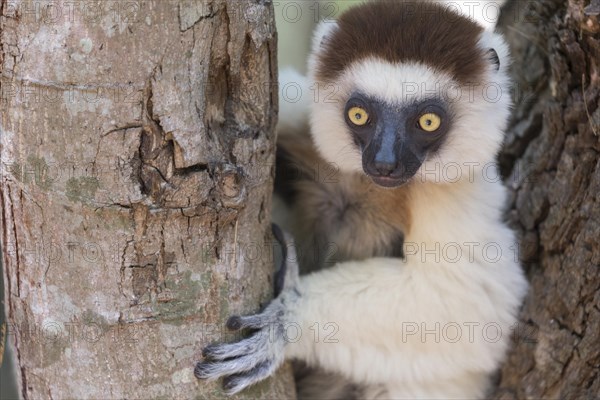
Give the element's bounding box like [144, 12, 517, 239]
[276, 0, 362, 73]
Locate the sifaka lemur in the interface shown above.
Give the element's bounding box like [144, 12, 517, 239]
[195, 1, 527, 398]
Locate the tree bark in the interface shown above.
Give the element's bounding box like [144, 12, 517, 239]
[0, 0, 294, 398]
[494, 0, 599, 398]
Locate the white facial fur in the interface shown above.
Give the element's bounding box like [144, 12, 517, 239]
[307, 22, 512, 186]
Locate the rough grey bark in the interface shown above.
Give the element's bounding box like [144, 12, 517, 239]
[494, 0, 599, 398]
[0, 0, 294, 398]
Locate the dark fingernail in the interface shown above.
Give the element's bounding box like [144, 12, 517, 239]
[194, 362, 210, 379]
[222, 376, 237, 391]
[226, 316, 242, 330]
[201, 345, 214, 358]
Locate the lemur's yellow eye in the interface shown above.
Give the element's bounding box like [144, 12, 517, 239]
[418, 113, 441, 132]
[348, 107, 369, 126]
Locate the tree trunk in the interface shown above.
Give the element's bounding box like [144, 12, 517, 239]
[0, 0, 294, 398]
[494, 0, 599, 398]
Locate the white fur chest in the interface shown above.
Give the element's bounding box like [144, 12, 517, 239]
[293, 177, 528, 397]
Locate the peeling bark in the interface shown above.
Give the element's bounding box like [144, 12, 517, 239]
[493, 0, 600, 398]
[0, 0, 294, 398]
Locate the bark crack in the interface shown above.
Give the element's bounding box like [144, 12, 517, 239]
[178, 1, 216, 33]
[20, 366, 28, 400]
[7, 185, 20, 297]
[0, 183, 12, 305]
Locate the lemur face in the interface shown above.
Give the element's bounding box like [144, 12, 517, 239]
[343, 91, 451, 187]
[308, 2, 511, 187]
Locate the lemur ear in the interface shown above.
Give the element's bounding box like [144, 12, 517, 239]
[478, 30, 510, 73]
[487, 48, 500, 71]
[308, 20, 339, 75]
[311, 20, 339, 53]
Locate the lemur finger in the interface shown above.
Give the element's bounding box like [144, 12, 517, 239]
[226, 312, 279, 331]
[222, 360, 279, 395]
[202, 334, 263, 360]
[194, 351, 269, 381]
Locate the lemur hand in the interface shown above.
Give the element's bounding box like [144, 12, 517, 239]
[194, 224, 301, 395]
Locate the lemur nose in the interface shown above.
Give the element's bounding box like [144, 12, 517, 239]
[373, 161, 396, 176]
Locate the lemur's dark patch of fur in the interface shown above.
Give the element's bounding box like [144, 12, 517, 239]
[389, 231, 406, 258]
[275, 131, 411, 275]
[274, 143, 315, 206]
[293, 361, 376, 400]
[316, 1, 486, 85]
